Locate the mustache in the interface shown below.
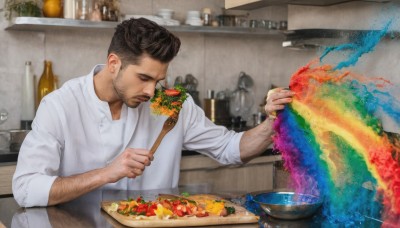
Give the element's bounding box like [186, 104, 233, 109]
[137, 95, 151, 101]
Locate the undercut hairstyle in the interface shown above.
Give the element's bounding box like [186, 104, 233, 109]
[108, 17, 181, 69]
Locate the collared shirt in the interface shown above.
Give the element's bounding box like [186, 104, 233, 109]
[12, 65, 243, 207]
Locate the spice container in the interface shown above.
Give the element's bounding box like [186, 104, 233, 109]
[202, 8, 211, 26]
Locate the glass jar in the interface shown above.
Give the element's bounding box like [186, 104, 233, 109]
[76, 0, 93, 20]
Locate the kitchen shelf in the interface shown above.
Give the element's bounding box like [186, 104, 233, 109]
[5, 17, 285, 37]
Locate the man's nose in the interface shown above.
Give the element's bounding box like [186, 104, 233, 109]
[144, 83, 156, 97]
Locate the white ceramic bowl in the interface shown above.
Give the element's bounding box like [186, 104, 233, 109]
[158, 9, 173, 20]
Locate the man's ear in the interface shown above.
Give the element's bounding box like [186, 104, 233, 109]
[107, 53, 121, 74]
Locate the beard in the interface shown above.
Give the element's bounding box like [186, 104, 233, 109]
[112, 70, 150, 108]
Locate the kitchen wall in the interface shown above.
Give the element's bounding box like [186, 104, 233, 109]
[1, 0, 399, 132]
[0, 0, 315, 130]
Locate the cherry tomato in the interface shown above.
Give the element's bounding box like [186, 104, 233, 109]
[165, 89, 180, 96]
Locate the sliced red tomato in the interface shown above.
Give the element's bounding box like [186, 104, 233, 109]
[136, 204, 148, 214]
[174, 208, 184, 217]
[165, 89, 180, 96]
[147, 204, 157, 216]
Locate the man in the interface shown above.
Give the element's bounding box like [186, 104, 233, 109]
[12, 18, 294, 207]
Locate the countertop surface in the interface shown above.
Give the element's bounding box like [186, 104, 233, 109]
[0, 148, 280, 164]
[0, 188, 384, 228]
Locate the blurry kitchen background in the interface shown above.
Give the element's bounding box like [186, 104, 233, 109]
[1, 0, 400, 132]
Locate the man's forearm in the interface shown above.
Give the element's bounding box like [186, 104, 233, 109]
[239, 118, 275, 163]
[48, 167, 110, 206]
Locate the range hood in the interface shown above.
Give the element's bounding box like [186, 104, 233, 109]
[282, 29, 386, 50]
[226, 0, 390, 10]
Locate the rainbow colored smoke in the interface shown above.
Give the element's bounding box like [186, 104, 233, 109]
[273, 61, 400, 226]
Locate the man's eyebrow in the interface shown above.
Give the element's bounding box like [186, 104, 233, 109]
[137, 73, 153, 79]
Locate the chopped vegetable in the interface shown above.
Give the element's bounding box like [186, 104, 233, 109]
[155, 204, 174, 219]
[108, 202, 119, 213]
[205, 200, 225, 215]
[150, 85, 188, 117]
[181, 192, 190, 197]
[225, 206, 236, 215]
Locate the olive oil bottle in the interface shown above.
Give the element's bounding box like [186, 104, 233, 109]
[37, 60, 55, 108]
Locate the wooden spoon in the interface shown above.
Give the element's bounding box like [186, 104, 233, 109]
[149, 114, 179, 155]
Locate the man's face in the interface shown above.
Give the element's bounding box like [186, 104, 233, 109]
[113, 56, 169, 108]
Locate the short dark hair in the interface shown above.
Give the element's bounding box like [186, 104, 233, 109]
[108, 18, 181, 69]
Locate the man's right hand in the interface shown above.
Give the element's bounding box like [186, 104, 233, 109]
[48, 148, 153, 206]
[105, 148, 154, 183]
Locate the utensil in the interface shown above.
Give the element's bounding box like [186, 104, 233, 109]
[149, 114, 179, 155]
[252, 191, 322, 220]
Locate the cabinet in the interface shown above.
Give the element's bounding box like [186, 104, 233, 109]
[179, 155, 282, 193]
[0, 164, 16, 196]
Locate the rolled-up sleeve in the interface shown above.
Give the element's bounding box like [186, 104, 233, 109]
[181, 97, 243, 165]
[12, 98, 63, 207]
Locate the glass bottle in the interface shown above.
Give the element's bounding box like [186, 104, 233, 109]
[37, 60, 56, 107]
[21, 61, 35, 130]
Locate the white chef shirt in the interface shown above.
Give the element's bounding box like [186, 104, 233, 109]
[12, 65, 243, 207]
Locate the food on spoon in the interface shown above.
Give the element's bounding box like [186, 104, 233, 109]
[150, 85, 188, 117]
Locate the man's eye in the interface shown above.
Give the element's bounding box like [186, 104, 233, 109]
[139, 76, 150, 81]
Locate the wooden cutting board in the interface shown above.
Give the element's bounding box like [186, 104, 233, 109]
[101, 194, 259, 227]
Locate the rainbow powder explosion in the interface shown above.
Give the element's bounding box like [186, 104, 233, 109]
[273, 26, 400, 226]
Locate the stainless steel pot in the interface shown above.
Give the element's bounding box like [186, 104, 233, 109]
[204, 98, 231, 127]
[9, 129, 30, 152]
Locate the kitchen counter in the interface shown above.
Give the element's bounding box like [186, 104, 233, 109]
[0, 152, 282, 197]
[0, 148, 280, 163]
[0, 150, 18, 163]
[0, 188, 383, 228]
